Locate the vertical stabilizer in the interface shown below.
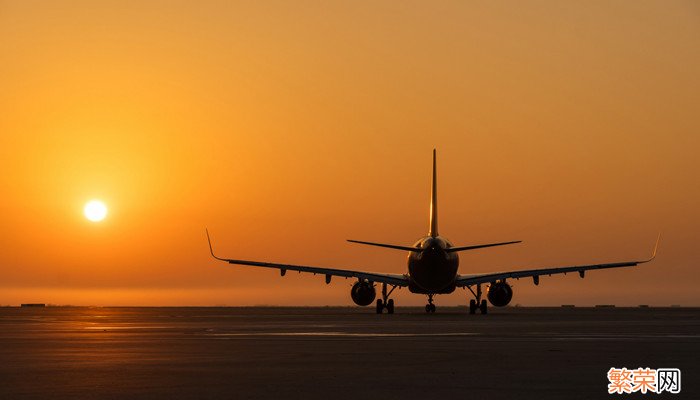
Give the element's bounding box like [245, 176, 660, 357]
[429, 149, 438, 237]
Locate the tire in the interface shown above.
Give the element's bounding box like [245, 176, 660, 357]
[425, 304, 431, 313]
[479, 299, 488, 315]
[429, 304, 436, 313]
[469, 299, 477, 314]
[386, 299, 394, 314]
[376, 299, 384, 314]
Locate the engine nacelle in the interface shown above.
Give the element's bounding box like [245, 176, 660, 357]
[350, 281, 376, 306]
[487, 281, 513, 307]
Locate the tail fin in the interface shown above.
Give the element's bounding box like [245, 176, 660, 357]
[429, 149, 438, 237]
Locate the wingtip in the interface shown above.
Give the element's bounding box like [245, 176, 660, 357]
[641, 233, 660, 263]
[205, 228, 219, 259]
[651, 232, 661, 260]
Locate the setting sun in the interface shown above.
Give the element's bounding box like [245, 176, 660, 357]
[84, 200, 108, 222]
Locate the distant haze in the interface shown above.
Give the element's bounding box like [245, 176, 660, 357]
[1, 1, 698, 306]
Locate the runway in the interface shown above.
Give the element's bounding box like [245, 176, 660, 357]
[1, 307, 697, 399]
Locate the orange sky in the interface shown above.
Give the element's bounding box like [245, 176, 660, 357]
[1, 1, 698, 306]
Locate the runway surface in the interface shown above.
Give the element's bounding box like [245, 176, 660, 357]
[0, 306, 697, 399]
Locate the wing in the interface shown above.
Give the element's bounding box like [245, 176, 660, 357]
[456, 235, 660, 287]
[207, 230, 409, 287]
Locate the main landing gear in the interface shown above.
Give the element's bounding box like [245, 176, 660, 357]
[425, 294, 436, 313]
[469, 299, 488, 315]
[376, 283, 397, 314]
[467, 284, 488, 315]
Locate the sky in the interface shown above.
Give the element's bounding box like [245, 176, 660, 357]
[1, 0, 698, 306]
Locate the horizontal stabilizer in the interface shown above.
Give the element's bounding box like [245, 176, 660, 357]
[347, 239, 421, 252]
[446, 240, 522, 253]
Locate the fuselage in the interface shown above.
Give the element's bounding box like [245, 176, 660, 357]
[407, 236, 459, 294]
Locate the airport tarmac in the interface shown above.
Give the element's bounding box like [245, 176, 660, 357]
[0, 306, 697, 399]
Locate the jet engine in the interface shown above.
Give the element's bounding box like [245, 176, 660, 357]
[350, 281, 376, 306]
[487, 281, 513, 307]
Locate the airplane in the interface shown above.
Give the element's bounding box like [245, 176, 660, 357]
[207, 150, 659, 314]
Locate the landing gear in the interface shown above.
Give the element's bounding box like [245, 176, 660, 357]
[469, 299, 477, 314]
[425, 294, 436, 313]
[467, 284, 488, 315]
[376, 298, 396, 314]
[479, 299, 488, 315]
[376, 283, 397, 314]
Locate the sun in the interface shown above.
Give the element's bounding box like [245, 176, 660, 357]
[84, 200, 108, 222]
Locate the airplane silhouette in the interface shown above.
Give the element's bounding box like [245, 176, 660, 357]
[207, 150, 659, 314]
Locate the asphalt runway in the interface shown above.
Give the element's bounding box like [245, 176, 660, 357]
[0, 307, 697, 399]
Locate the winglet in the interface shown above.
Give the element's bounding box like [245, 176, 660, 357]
[650, 233, 660, 260]
[640, 233, 660, 263]
[206, 228, 226, 261]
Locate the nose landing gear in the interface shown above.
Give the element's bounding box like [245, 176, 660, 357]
[425, 294, 436, 313]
